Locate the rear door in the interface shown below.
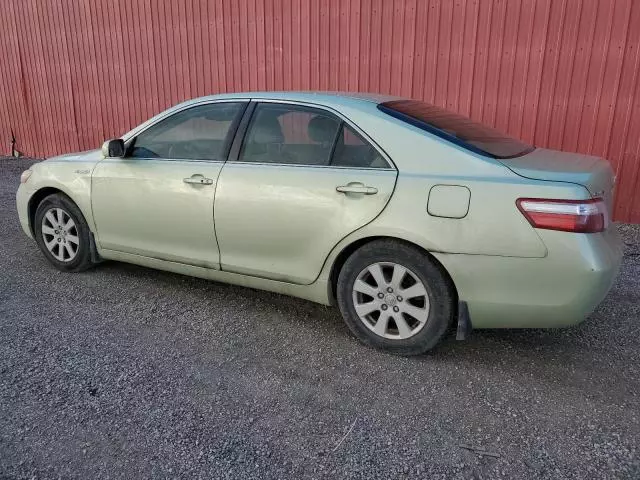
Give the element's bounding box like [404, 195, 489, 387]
[214, 101, 397, 284]
[91, 101, 246, 268]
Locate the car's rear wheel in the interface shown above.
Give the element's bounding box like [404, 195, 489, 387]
[336, 240, 455, 355]
[34, 193, 94, 272]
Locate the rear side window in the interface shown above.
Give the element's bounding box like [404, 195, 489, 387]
[238, 102, 390, 169]
[378, 99, 534, 159]
[239, 104, 340, 166]
[332, 124, 390, 169]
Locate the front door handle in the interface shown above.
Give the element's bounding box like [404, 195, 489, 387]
[336, 183, 378, 195]
[183, 174, 214, 185]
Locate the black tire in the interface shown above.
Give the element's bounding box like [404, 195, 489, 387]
[336, 240, 455, 355]
[33, 193, 94, 272]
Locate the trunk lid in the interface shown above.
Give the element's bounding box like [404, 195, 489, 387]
[499, 148, 616, 212]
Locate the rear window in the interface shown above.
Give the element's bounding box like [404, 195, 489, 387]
[378, 99, 534, 159]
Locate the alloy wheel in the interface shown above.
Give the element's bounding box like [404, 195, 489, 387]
[352, 262, 431, 339]
[41, 207, 79, 262]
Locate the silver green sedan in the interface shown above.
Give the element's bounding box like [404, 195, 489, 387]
[16, 92, 622, 354]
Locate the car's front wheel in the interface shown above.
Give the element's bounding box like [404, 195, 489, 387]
[34, 193, 94, 272]
[337, 240, 455, 355]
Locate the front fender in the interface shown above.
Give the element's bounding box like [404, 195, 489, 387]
[21, 161, 97, 235]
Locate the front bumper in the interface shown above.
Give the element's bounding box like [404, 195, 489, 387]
[433, 226, 623, 329]
[16, 184, 33, 239]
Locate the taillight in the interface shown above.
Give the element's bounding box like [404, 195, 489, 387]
[516, 197, 607, 233]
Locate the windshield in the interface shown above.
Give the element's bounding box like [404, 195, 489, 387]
[378, 99, 534, 159]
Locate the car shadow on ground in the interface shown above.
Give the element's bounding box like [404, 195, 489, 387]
[95, 251, 638, 367]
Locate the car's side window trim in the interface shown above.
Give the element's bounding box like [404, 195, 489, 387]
[227, 102, 257, 163]
[226, 99, 396, 171]
[327, 120, 344, 167]
[121, 100, 249, 163]
[218, 102, 249, 162]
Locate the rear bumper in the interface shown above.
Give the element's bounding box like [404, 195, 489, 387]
[433, 226, 623, 328]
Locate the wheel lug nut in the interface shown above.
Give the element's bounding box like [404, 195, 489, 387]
[377, 293, 384, 299]
[57, 238, 61, 242]
[397, 296, 403, 302]
[393, 306, 399, 313]
[387, 287, 393, 293]
[381, 304, 388, 311]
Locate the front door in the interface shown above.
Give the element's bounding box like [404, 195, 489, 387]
[214, 102, 397, 284]
[91, 101, 246, 268]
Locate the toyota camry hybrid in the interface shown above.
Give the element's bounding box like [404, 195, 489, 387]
[16, 92, 623, 355]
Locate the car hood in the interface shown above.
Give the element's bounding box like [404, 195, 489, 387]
[44, 149, 102, 164]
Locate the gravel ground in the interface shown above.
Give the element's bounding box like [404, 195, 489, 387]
[1, 157, 639, 479]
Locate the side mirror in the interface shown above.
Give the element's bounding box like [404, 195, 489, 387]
[101, 138, 125, 158]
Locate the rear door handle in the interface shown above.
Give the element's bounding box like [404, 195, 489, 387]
[336, 183, 378, 195]
[183, 174, 214, 185]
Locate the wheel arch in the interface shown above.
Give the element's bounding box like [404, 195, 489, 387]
[27, 187, 88, 237]
[327, 235, 459, 307]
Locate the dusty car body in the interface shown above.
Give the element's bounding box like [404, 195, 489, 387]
[16, 92, 622, 354]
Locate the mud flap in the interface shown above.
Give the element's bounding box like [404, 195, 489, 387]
[89, 232, 103, 264]
[456, 301, 472, 340]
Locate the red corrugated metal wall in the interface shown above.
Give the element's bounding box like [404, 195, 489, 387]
[1, 0, 639, 222]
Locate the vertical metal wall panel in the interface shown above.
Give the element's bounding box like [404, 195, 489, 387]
[1, 0, 640, 221]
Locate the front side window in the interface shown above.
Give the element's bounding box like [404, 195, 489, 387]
[129, 102, 244, 160]
[239, 104, 341, 166]
[378, 99, 534, 159]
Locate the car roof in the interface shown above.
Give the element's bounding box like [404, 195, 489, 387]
[184, 91, 402, 107]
